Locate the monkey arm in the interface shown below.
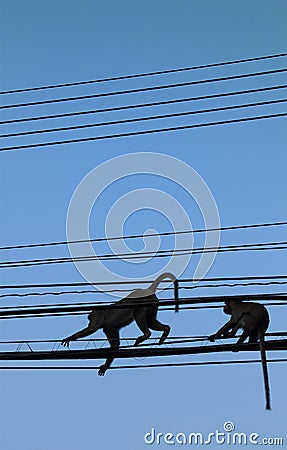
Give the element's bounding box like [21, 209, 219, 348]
[208, 319, 236, 342]
[61, 325, 96, 347]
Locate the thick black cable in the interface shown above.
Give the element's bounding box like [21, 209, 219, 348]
[1, 274, 287, 291]
[1, 112, 286, 152]
[1, 240, 286, 268]
[1, 68, 286, 110]
[2, 52, 286, 94]
[1, 220, 286, 252]
[1, 85, 285, 125]
[2, 98, 286, 139]
[1, 359, 287, 370]
[0, 359, 286, 371]
[1, 332, 285, 346]
[3, 301, 287, 320]
[1, 293, 286, 319]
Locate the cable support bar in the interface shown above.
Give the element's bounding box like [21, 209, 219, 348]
[1, 280, 287, 300]
[1, 68, 286, 110]
[1, 274, 286, 290]
[1, 84, 285, 125]
[1, 112, 286, 152]
[1, 220, 286, 252]
[0, 339, 286, 361]
[2, 98, 286, 139]
[1, 240, 286, 269]
[0, 293, 286, 319]
[2, 52, 287, 95]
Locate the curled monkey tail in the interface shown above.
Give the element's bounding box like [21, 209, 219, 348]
[259, 334, 271, 410]
[150, 272, 179, 313]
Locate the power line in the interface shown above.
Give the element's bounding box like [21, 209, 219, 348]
[1, 240, 286, 268]
[2, 52, 286, 95]
[1, 274, 286, 290]
[1, 280, 287, 300]
[2, 359, 286, 371]
[1, 84, 285, 125]
[1, 293, 286, 319]
[0, 338, 286, 359]
[2, 301, 287, 320]
[1, 332, 285, 346]
[1, 112, 286, 152]
[2, 98, 286, 139]
[1, 220, 286, 252]
[1, 68, 286, 110]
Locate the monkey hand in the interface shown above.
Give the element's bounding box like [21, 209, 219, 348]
[98, 365, 107, 376]
[61, 338, 70, 347]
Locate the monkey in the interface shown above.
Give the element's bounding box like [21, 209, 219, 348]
[209, 299, 271, 410]
[61, 272, 179, 376]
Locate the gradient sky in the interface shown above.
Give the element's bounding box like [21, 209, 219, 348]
[0, 1, 286, 449]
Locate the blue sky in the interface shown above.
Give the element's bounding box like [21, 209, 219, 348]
[0, 1, 287, 449]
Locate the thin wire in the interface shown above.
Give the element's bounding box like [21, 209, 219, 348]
[1, 112, 286, 152]
[1, 279, 287, 300]
[1, 220, 286, 252]
[1, 274, 287, 290]
[1, 359, 287, 370]
[1, 68, 286, 110]
[2, 52, 286, 94]
[2, 98, 286, 139]
[1, 240, 286, 268]
[1, 84, 285, 125]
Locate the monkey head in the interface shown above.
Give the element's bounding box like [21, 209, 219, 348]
[223, 299, 242, 315]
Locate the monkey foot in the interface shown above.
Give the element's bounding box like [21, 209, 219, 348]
[98, 365, 107, 376]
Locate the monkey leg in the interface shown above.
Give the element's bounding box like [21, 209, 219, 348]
[61, 323, 97, 347]
[231, 330, 249, 352]
[148, 317, 171, 344]
[248, 329, 259, 343]
[134, 312, 151, 346]
[98, 327, 120, 376]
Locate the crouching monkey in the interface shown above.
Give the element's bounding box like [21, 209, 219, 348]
[209, 299, 271, 410]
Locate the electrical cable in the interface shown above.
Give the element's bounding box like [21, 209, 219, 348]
[2, 302, 287, 320]
[1, 332, 286, 346]
[1, 84, 285, 125]
[2, 98, 286, 138]
[2, 52, 286, 95]
[1, 240, 286, 268]
[1, 274, 286, 290]
[1, 68, 286, 110]
[1, 279, 287, 300]
[1, 220, 286, 252]
[1, 293, 287, 320]
[1, 112, 286, 152]
[2, 358, 286, 370]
